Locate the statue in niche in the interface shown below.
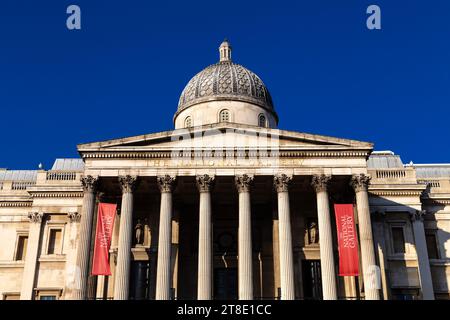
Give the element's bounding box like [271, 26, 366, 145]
[135, 219, 144, 245]
[307, 220, 319, 245]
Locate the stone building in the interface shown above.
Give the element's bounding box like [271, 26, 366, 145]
[0, 41, 449, 300]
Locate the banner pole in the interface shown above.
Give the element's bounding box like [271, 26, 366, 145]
[87, 197, 100, 299]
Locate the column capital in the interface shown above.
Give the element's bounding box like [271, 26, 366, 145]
[67, 211, 81, 223]
[410, 210, 427, 222]
[28, 211, 43, 223]
[80, 175, 98, 193]
[311, 174, 332, 193]
[235, 174, 254, 193]
[196, 174, 215, 193]
[350, 174, 371, 192]
[118, 175, 138, 194]
[157, 175, 177, 193]
[273, 174, 292, 193]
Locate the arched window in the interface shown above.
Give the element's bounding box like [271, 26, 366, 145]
[185, 116, 192, 128]
[219, 109, 230, 122]
[258, 114, 266, 127]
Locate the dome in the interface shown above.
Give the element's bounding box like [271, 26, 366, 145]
[176, 41, 276, 118]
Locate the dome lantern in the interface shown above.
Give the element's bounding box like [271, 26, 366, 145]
[219, 39, 232, 62]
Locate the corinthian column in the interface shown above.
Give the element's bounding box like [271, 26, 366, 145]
[114, 175, 138, 300]
[20, 212, 44, 300]
[410, 210, 435, 300]
[350, 174, 380, 300]
[196, 174, 215, 300]
[156, 175, 177, 300]
[235, 174, 254, 300]
[273, 174, 295, 300]
[73, 175, 98, 300]
[311, 174, 337, 300]
[64, 212, 81, 299]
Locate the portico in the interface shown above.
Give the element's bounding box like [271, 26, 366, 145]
[73, 121, 378, 300]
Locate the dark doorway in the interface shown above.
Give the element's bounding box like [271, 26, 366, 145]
[129, 261, 150, 300]
[214, 268, 238, 300]
[302, 260, 323, 300]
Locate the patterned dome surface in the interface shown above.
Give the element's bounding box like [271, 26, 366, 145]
[177, 61, 274, 112]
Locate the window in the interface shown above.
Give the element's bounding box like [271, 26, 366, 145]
[184, 116, 192, 128]
[258, 114, 266, 127]
[47, 229, 62, 255]
[3, 293, 20, 300]
[391, 227, 406, 254]
[219, 109, 230, 122]
[15, 235, 28, 261]
[391, 289, 419, 300]
[425, 232, 439, 259]
[35, 289, 61, 300]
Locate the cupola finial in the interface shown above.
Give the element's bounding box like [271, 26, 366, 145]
[219, 39, 232, 62]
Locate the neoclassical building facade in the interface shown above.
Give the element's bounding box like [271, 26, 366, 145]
[0, 41, 449, 300]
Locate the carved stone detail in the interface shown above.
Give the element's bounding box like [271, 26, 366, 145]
[68, 211, 81, 223]
[157, 175, 177, 193]
[134, 219, 144, 245]
[80, 175, 98, 193]
[235, 174, 254, 193]
[178, 61, 274, 113]
[196, 174, 215, 193]
[273, 174, 292, 193]
[410, 210, 427, 222]
[28, 211, 43, 223]
[306, 218, 319, 245]
[311, 174, 332, 193]
[350, 174, 371, 193]
[118, 175, 138, 194]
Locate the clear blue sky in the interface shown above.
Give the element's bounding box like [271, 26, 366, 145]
[0, 0, 449, 169]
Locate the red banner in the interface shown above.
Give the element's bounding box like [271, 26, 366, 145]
[334, 204, 359, 276]
[92, 203, 117, 276]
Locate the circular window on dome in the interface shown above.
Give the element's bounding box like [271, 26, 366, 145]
[185, 116, 192, 128]
[219, 109, 230, 123]
[258, 114, 267, 127]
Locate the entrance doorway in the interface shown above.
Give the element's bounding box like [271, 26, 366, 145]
[129, 261, 150, 300]
[214, 268, 238, 300]
[302, 260, 323, 300]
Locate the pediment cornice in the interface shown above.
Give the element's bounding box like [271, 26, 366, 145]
[77, 123, 373, 159]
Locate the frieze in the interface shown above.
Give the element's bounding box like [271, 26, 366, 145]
[81, 150, 369, 160]
[0, 201, 32, 207]
[30, 192, 84, 198]
[369, 190, 424, 197]
[421, 198, 450, 205]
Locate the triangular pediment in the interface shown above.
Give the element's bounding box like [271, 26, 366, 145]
[77, 123, 373, 154]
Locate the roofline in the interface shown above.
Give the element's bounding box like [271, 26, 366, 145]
[371, 150, 395, 155]
[409, 163, 450, 167]
[77, 122, 373, 152]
